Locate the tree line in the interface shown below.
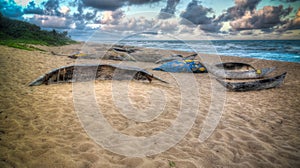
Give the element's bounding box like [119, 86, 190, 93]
[0, 12, 76, 50]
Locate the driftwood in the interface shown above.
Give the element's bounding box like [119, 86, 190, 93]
[29, 64, 168, 86]
[217, 72, 287, 91]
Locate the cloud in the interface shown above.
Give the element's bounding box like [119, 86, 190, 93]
[240, 30, 254, 35]
[60, 6, 71, 16]
[277, 8, 300, 31]
[28, 14, 74, 29]
[278, 0, 300, 2]
[180, 0, 213, 25]
[199, 22, 223, 33]
[216, 0, 261, 22]
[0, 0, 23, 18]
[128, 0, 161, 5]
[81, 0, 162, 11]
[100, 11, 182, 35]
[101, 9, 124, 25]
[66, 0, 100, 29]
[23, 1, 43, 14]
[154, 19, 179, 32]
[82, 0, 125, 11]
[158, 0, 180, 19]
[288, 8, 300, 29]
[43, 0, 62, 16]
[230, 5, 293, 31]
[179, 0, 222, 33]
[101, 15, 156, 33]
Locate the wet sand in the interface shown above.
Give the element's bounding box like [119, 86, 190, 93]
[0, 44, 299, 168]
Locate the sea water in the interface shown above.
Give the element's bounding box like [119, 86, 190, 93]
[115, 40, 300, 63]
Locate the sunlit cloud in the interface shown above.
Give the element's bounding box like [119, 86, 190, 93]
[0, 0, 299, 39]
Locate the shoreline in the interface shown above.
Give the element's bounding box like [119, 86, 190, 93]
[51, 41, 300, 63]
[0, 44, 299, 167]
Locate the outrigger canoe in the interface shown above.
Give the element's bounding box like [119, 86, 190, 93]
[29, 64, 168, 86]
[216, 72, 287, 91]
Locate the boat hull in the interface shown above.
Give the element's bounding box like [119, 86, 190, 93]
[214, 62, 255, 71]
[29, 64, 168, 86]
[216, 72, 287, 91]
[208, 66, 276, 79]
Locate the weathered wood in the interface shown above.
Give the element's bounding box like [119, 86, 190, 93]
[208, 66, 276, 79]
[29, 64, 168, 86]
[214, 62, 255, 71]
[217, 72, 287, 91]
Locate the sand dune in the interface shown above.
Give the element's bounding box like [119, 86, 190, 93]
[0, 44, 299, 168]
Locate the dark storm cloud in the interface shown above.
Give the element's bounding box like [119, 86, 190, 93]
[216, 0, 261, 22]
[128, 0, 161, 4]
[81, 0, 162, 11]
[179, 0, 222, 33]
[278, 0, 300, 2]
[42, 0, 63, 16]
[277, 8, 300, 31]
[180, 0, 213, 25]
[82, 0, 125, 11]
[212, 0, 296, 34]
[25, 0, 163, 30]
[0, 0, 23, 18]
[230, 5, 293, 31]
[73, 0, 98, 21]
[199, 22, 223, 33]
[23, 1, 43, 15]
[158, 0, 180, 19]
[84, 10, 98, 20]
[72, 10, 99, 29]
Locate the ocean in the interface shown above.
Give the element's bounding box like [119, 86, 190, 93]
[113, 40, 300, 63]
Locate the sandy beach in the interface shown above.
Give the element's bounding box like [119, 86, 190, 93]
[0, 43, 299, 168]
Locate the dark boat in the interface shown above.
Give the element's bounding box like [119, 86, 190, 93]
[208, 66, 276, 79]
[155, 53, 198, 64]
[112, 47, 137, 53]
[216, 72, 287, 91]
[214, 62, 255, 71]
[29, 64, 168, 86]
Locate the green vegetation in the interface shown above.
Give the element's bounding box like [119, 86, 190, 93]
[0, 12, 77, 51]
[168, 160, 176, 167]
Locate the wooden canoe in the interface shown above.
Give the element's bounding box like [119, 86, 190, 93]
[29, 64, 168, 86]
[208, 66, 276, 79]
[214, 62, 255, 71]
[216, 72, 287, 91]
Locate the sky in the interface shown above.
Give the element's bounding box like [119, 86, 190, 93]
[0, 0, 300, 41]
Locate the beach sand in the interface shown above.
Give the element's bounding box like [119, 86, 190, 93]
[0, 44, 299, 168]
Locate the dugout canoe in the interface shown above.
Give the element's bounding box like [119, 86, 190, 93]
[216, 72, 287, 91]
[214, 62, 255, 71]
[155, 53, 198, 64]
[29, 64, 168, 86]
[208, 66, 276, 79]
